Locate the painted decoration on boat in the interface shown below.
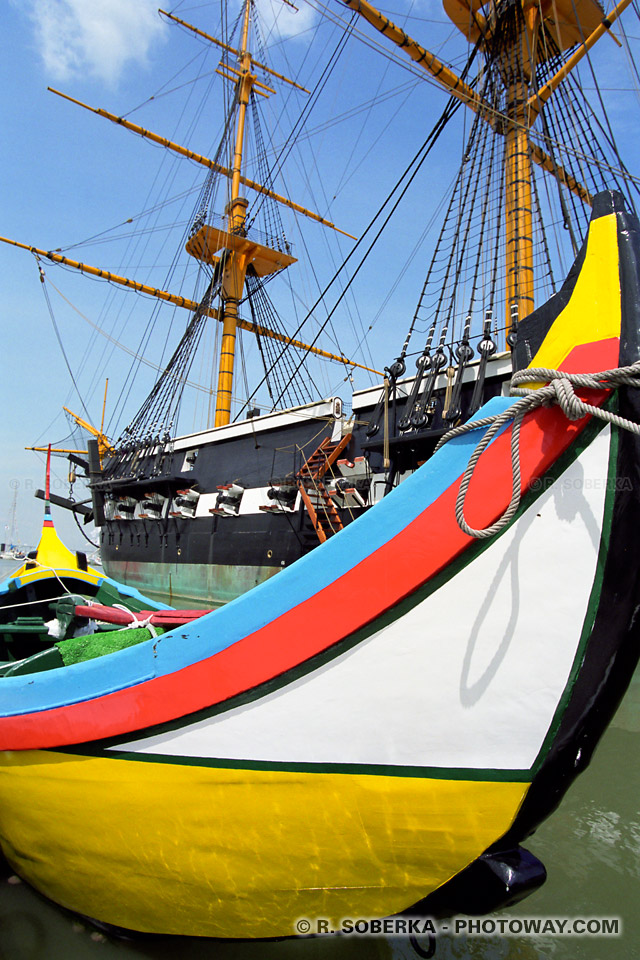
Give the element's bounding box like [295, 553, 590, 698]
[0, 446, 170, 666]
[0, 194, 639, 937]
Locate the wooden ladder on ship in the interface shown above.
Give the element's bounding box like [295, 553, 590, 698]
[297, 433, 353, 544]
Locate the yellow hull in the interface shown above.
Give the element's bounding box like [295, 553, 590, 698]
[0, 750, 528, 937]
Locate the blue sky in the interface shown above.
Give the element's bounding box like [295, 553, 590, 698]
[1, 0, 639, 549]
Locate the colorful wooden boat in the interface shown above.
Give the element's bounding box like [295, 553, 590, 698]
[6, 0, 638, 615]
[0, 193, 639, 937]
[0, 452, 169, 668]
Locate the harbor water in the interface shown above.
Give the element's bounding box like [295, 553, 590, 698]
[0, 558, 638, 959]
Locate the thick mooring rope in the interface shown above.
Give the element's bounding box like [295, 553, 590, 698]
[434, 361, 640, 539]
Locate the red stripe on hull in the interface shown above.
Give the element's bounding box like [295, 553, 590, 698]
[0, 342, 614, 749]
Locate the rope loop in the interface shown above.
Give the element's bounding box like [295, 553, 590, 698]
[112, 603, 158, 638]
[434, 361, 640, 540]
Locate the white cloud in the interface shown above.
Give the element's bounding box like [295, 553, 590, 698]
[23, 0, 168, 86]
[254, 0, 318, 44]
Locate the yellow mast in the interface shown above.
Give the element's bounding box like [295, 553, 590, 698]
[0, 236, 381, 376]
[26, 410, 113, 472]
[159, 9, 311, 94]
[47, 89, 355, 240]
[342, 0, 624, 332]
[503, 12, 535, 327]
[214, 0, 254, 427]
[342, 0, 485, 114]
[62, 405, 115, 463]
[46, 0, 363, 425]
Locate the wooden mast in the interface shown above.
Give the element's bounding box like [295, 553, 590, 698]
[43, 3, 361, 426]
[0, 235, 381, 376]
[342, 0, 626, 332]
[47, 88, 355, 238]
[214, 0, 254, 427]
[176, 0, 352, 425]
[504, 5, 535, 328]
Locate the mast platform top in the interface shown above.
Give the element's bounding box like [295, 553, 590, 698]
[443, 0, 604, 52]
[186, 225, 297, 277]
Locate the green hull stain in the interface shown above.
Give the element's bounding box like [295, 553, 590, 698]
[102, 559, 281, 608]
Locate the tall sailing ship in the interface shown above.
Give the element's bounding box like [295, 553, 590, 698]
[3, 0, 639, 606]
[2, 0, 640, 939]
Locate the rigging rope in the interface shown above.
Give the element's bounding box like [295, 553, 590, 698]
[266, 89, 465, 409]
[34, 257, 93, 425]
[248, 11, 358, 231]
[434, 362, 640, 539]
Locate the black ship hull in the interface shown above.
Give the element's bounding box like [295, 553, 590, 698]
[95, 355, 512, 606]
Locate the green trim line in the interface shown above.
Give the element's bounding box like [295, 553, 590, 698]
[60, 410, 609, 760]
[54, 746, 532, 782]
[529, 405, 619, 774]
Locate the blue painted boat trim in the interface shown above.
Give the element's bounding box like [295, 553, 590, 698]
[0, 569, 172, 612]
[0, 397, 516, 716]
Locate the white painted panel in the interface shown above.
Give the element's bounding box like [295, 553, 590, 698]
[171, 400, 339, 451]
[193, 487, 299, 518]
[194, 493, 219, 518]
[117, 429, 611, 772]
[351, 353, 512, 410]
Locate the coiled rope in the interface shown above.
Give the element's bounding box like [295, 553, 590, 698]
[434, 361, 640, 539]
